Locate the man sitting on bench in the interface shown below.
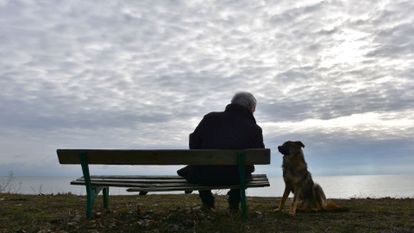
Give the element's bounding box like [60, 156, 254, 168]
[177, 92, 265, 212]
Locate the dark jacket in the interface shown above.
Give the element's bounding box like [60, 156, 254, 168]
[177, 104, 265, 185]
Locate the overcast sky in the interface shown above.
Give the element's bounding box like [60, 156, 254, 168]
[1, 0, 413, 177]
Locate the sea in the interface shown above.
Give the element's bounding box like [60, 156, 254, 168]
[1, 175, 413, 199]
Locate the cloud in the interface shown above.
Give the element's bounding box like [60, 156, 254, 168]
[0, 0, 413, 176]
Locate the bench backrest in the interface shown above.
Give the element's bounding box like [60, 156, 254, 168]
[57, 149, 271, 165]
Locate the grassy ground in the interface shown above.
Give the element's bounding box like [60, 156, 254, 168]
[0, 193, 413, 233]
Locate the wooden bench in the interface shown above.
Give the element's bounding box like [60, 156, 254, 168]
[57, 149, 271, 219]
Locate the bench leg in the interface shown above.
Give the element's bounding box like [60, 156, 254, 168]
[80, 152, 94, 219]
[80, 152, 105, 219]
[237, 153, 248, 221]
[240, 188, 247, 219]
[103, 187, 109, 209]
[86, 190, 94, 219]
[86, 186, 104, 219]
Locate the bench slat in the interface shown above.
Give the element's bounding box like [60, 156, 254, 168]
[126, 182, 270, 192]
[71, 180, 269, 188]
[74, 178, 269, 184]
[72, 174, 268, 184]
[75, 174, 267, 183]
[71, 179, 269, 187]
[80, 174, 268, 179]
[70, 174, 270, 192]
[57, 149, 270, 165]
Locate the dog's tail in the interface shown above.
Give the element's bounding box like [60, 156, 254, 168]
[324, 200, 350, 212]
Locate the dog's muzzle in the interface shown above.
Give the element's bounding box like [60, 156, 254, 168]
[278, 145, 288, 155]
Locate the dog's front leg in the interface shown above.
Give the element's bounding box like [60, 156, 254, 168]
[289, 189, 300, 216]
[274, 187, 290, 212]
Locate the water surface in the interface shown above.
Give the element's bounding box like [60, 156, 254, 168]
[1, 175, 413, 199]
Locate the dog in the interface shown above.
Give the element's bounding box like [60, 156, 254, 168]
[275, 140, 345, 216]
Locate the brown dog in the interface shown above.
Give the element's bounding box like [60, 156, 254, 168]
[275, 141, 344, 216]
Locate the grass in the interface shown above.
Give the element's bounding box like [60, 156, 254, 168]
[0, 193, 413, 233]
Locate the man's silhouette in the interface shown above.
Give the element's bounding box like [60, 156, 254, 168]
[177, 92, 265, 212]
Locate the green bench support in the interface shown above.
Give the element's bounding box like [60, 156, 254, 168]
[79, 152, 109, 219]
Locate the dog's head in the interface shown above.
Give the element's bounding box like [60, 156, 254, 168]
[278, 141, 305, 156]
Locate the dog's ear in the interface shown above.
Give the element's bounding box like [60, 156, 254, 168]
[297, 141, 305, 148]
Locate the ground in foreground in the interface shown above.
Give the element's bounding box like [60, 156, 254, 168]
[0, 193, 413, 233]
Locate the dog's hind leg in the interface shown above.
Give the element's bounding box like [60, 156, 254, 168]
[313, 183, 327, 210]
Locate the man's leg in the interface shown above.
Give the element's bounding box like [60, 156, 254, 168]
[227, 189, 240, 212]
[199, 190, 215, 209]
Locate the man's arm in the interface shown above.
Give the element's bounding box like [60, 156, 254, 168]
[257, 127, 265, 148]
[189, 132, 201, 149]
[248, 126, 265, 173]
[189, 116, 206, 149]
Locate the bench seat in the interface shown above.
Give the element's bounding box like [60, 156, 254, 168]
[70, 174, 270, 192]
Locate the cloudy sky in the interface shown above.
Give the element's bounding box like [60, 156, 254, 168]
[1, 0, 413, 177]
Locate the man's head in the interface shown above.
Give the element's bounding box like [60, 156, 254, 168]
[231, 92, 257, 113]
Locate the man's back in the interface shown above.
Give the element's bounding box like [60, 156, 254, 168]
[190, 104, 264, 150]
[179, 103, 264, 185]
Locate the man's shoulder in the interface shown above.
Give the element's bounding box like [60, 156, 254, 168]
[203, 111, 225, 119]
